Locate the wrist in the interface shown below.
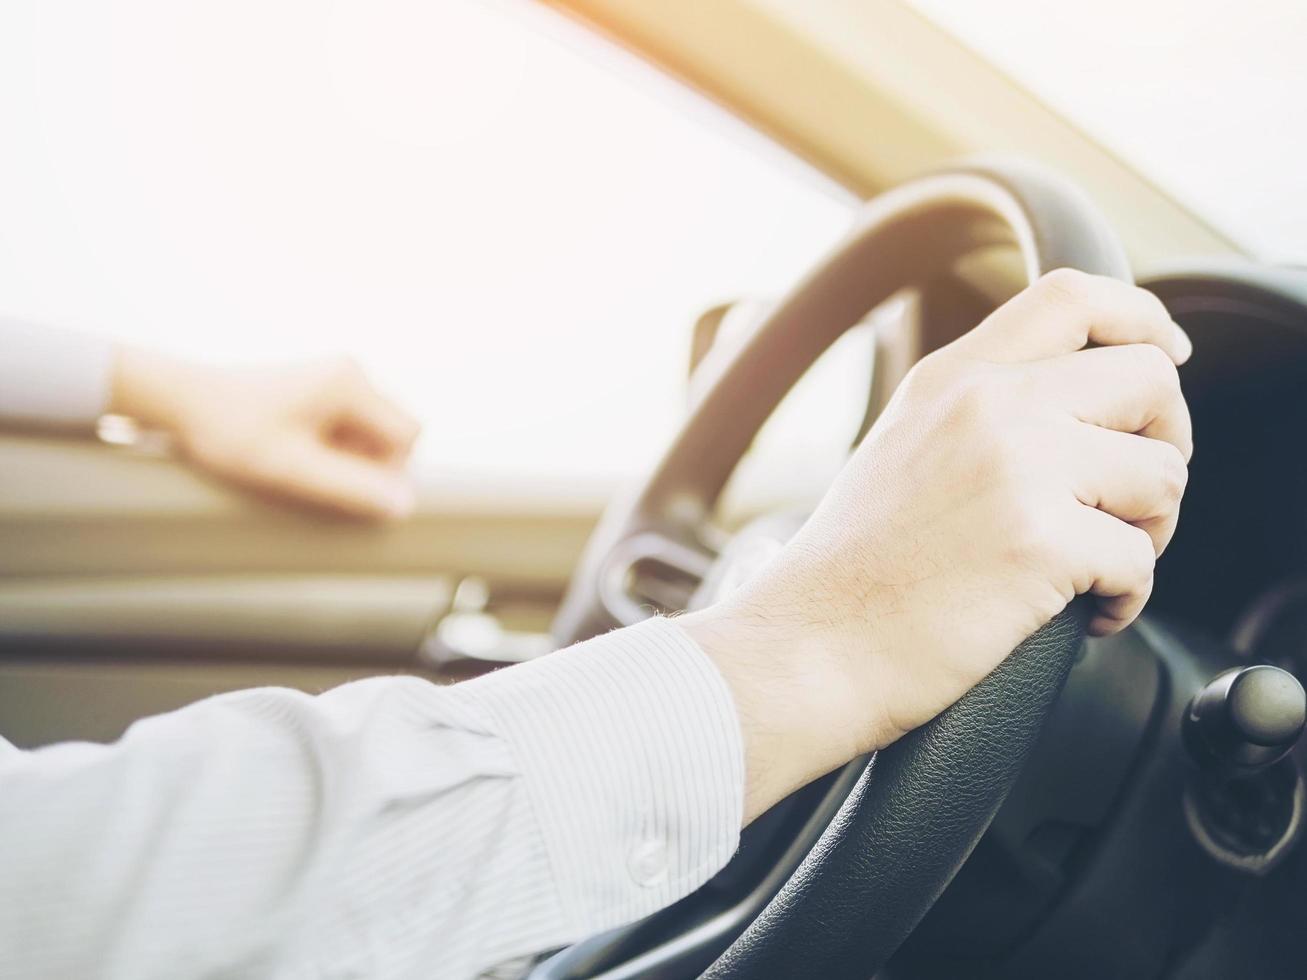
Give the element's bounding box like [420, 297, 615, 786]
[109, 347, 202, 432]
[677, 598, 882, 822]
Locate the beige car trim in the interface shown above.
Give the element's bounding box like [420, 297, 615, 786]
[546, 0, 1237, 264]
[0, 434, 601, 587]
[0, 574, 451, 662]
[0, 657, 414, 748]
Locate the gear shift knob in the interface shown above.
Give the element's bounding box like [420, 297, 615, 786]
[1184, 665, 1306, 776]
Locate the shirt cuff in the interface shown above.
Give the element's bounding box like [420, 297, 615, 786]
[458, 616, 745, 934]
[0, 318, 114, 431]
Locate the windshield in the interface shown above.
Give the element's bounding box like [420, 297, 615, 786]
[909, 0, 1307, 265]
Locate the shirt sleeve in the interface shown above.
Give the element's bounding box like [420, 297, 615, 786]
[0, 317, 114, 430]
[0, 616, 745, 980]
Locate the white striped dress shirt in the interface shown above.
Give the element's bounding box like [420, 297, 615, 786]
[0, 617, 746, 978]
[0, 318, 114, 429]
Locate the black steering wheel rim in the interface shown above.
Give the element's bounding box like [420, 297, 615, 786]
[550, 159, 1130, 979]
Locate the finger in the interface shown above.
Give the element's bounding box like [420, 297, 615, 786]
[960, 269, 1191, 365]
[322, 365, 421, 463]
[245, 435, 417, 520]
[1068, 506, 1157, 636]
[1032, 343, 1193, 460]
[1065, 423, 1187, 555]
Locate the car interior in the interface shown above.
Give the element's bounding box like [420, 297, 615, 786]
[2, 1, 1305, 978]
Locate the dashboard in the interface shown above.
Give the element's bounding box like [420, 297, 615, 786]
[1147, 264, 1307, 659]
[1133, 263, 1307, 980]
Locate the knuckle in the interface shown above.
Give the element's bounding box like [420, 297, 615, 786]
[1005, 499, 1063, 570]
[1136, 285, 1173, 323]
[901, 349, 953, 395]
[947, 371, 1006, 427]
[1130, 342, 1180, 393]
[1034, 267, 1095, 306]
[987, 428, 1030, 486]
[982, 444, 1029, 499]
[1127, 573, 1156, 616]
[1141, 573, 1157, 603]
[1156, 442, 1189, 505]
[1127, 526, 1158, 581]
[943, 375, 1035, 486]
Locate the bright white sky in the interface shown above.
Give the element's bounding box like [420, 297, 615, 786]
[910, 0, 1307, 265]
[0, 0, 855, 483]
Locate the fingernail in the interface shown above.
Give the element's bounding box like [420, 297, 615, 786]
[1173, 322, 1193, 364]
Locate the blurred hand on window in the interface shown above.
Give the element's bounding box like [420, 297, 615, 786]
[111, 350, 421, 520]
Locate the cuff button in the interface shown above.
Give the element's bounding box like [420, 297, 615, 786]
[628, 838, 669, 887]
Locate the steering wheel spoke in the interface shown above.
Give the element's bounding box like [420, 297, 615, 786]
[596, 530, 716, 627]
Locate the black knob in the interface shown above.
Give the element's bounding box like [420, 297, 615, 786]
[1184, 665, 1306, 776]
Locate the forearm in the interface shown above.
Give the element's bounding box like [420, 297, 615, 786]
[679, 599, 886, 824]
[0, 617, 744, 979]
[107, 345, 200, 431]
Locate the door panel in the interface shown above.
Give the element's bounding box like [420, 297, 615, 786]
[0, 658, 421, 749]
[0, 574, 451, 661]
[0, 434, 601, 584]
[0, 432, 599, 746]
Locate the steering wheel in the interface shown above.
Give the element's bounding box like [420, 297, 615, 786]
[547, 160, 1130, 979]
